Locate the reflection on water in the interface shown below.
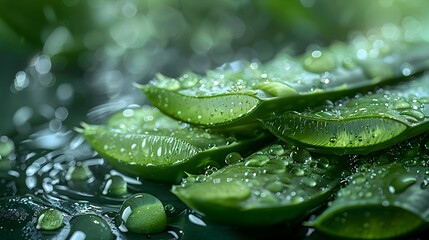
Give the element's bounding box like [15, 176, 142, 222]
[1, 114, 314, 239]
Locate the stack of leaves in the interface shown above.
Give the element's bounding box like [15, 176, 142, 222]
[79, 27, 429, 239]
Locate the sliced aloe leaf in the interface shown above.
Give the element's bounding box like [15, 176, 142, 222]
[262, 73, 429, 155]
[140, 30, 429, 127]
[172, 142, 348, 226]
[310, 135, 429, 239]
[78, 106, 272, 183]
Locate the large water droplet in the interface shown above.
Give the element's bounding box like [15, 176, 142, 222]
[65, 163, 93, 181]
[399, 109, 425, 123]
[301, 177, 317, 187]
[302, 50, 336, 73]
[244, 154, 270, 167]
[225, 152, 242, 165]
[265, 181, 284, 193]
[101, 175, 128, 196]
[36, 208, 64, 230]
[388, 174, 417, 194]
[68, 214, 113, 240]
[116, 193, 167, 234]
[290, 149, 312, 163]
[264, 159, 286, 174]
[254, 82, 298, 97]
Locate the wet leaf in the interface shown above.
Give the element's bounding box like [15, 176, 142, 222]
[78, 106, 272, 183]
[262, 73, 429, 155]
[140, 31, 429, 127]
[172, 142, 347, 226]
[310, 135, 429, 239]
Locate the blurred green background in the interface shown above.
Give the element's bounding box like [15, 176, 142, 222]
[1, 0, 428, 136]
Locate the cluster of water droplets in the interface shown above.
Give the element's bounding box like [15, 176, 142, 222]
[1, 125, 191, 239]
[334, 135, 429, 205]
[147, 23, 429, 106]
[179, 143, 344, 209]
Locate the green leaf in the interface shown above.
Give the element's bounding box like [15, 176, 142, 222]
[140, 31, 429, 127]
[172, 142, 348, 226]
[78, 106, 272, 183]
[309, 135, 429, 239]
[262, 73, 429, 155]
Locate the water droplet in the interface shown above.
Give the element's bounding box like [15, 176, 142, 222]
[116, 193, 167, 234]
[101, 175, 128, 196]
[68, 214, 113, 239]
[205, 167, 218, 176]
[342, 57, 356, 69]
[301, 177, 317, 187]
[302, 50, 336, 73]
[352, 174, 367, 185]
[164, 203, 177, 216]
[180, 73, 199, 88]
[225, 152, 242, 165]
[420, 178, 429, 189]
[388, 174, 416, 194]
[65, 163, 93, 181]
[36, 208, 64, 230]
[394, 99, 411, 110]
[265, 181, 284, 192]
[264, 159, 286, 174]
[254, 82, 298, 97]
[290, 149, 312, 163]
[290, 195, 305, 204]
[0, 136, 15, 157]
[244, 154, 270, 167]
[399, 109, 425, 123]
[267, 144, 285, 156]
[292, 168, 305, 176]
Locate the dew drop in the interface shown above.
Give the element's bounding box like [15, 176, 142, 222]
[301, 177, 317, 187]
[267, 144, 285, 156]
[68, 214, 113, 240]
[394, 99, 411, 110]
[253, 82, 298, 97]
[244, 154, 270, 167]
[225, 152, 242, 165]
[164, 203, 177, 217]
[399, 109, 425, 123]
[101, 175, 128, 196]
[0, 136, 15, 157]
[292, 168, 305, 176]
[116, 193, 167, 234]
[36, 208, 64, 230]
[302, 50, 336, 73]
[265, 181, 284, 193]
[264, 160, 286, 174]
[290, 149, 312, 163]
[65, 163, 93, 181]
[388, 174, 416, 194]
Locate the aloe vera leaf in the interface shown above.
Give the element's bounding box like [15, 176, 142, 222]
[262, 73, 429, 155]
[172, 142, 348, 226]
[309, 135, 429, 239]
[140, 30, 429, 127]
[78, 106, 272, 183]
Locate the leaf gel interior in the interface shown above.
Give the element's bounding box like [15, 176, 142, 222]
[78, 106, 271, 183]
[262, 73, 429, 155]
[310, 135, 429, 239]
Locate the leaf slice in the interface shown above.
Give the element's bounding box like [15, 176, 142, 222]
[310, 135, 429, 239]
[79, 106, 272, 183]
[142, 31, 429, 127]
[262, 74, 429, 155]
[172, 143, 348, 226]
